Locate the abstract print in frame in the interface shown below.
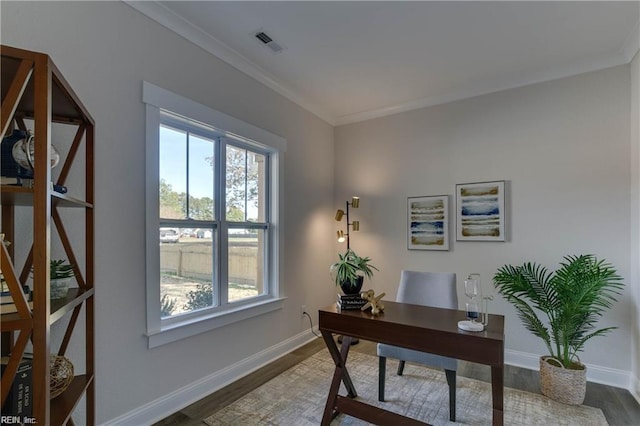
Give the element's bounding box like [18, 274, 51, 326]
[456, 181, 505, 241]
[407, 195, 449, 250]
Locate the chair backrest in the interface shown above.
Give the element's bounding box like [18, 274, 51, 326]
[396, 270, 457, 309]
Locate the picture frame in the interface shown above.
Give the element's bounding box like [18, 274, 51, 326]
[407, 195, 449, 251]
[456, 180, 506, 242]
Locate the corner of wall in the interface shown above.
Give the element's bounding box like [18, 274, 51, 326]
[631, 49, 640, 401]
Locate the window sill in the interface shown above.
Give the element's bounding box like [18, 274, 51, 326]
[147, 297, 286, 348]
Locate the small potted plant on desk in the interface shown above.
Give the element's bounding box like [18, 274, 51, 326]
[330, 248, 378, 345]
[50, 259, 75, 300]
[493, 254, 623, 405]
[330, 248, 378, 295]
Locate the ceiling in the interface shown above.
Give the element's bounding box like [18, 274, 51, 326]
[128, 1, 639, 125]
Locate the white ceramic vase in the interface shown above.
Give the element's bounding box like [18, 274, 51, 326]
[50, 278, 71, 300]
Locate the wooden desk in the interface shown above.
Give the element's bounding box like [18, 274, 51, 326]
[319, 301, 505, 425]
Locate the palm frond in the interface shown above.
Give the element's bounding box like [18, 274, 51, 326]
[493, 254, 623, 368]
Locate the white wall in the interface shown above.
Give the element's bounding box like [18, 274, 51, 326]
[335, 66, 633, 377]
[631, 50, 640, 400]
[1, 1, 336, 424]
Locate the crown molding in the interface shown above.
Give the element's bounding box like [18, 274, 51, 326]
[336, 48, 632, 125]
[125, 1, 337, 126]
[127, 1, 637, 128]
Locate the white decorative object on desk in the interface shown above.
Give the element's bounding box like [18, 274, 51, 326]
[458, 273, 493, 332]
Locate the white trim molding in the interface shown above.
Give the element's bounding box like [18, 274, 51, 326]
[142, 81, 286, 152]
[335, 48, 633, 125]
[142, 81, 287, 347]
[126, 1, 336, 125]
[99, 333, 635, 424]
[505, 349, 633, 391]
[127, 1, 638, 127]
[100, 329, 320, 426]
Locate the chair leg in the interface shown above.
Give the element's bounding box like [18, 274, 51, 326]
[445, 369, 456, 422]
[396, 360, 405, 376]
[378, 356, 386, 401]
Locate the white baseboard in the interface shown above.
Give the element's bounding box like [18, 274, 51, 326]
[101, 335, 635, 425]
[505, 349, 632, 390]
[99, 329, 319, 426]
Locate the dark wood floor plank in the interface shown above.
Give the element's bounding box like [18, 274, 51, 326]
[153, 411, 204, 426]
[614, 387, 640, 424]
[180, 338, 326, 419]
[156, 336, 640, 425]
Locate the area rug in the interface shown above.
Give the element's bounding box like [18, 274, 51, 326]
[204, 349, 608, 425]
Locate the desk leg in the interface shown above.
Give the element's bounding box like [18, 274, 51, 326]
[320, 330, 358, 425]
[491, 365, 504, 426]
[338, 336, 357, 398]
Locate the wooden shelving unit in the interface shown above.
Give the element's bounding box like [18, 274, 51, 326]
[1, 45, 95, 425]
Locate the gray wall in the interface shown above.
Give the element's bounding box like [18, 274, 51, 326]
[1, 1, 336, 423]
[2, 0, 638, 422]
[335, 65, 632, 372]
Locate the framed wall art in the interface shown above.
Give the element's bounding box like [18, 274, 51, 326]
[407, 195, 449, 251]
[456, 180, 506, 242]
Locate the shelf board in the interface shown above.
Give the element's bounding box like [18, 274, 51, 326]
[0, 288, 94, 329]
[50, 374, 94, 426]
[52, 191, 93, 208]
[0, 315, 32, 332]
[0, 185, 93, 208]
[51, 287, 94, 324]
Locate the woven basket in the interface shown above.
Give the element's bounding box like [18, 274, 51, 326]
[539, 356, 586, 405]
[50, 355, 74, 399]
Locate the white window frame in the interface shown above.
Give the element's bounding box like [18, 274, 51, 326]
[143, 81, 286, 348]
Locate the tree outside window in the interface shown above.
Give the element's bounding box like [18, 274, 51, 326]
[158, 119, 269, 318]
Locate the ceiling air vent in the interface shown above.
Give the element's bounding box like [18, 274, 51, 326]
[254, 30, 284, 53]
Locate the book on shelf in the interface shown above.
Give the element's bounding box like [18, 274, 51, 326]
[0, 301, 34, 315]
[0, 285, 31, 305]
[0, 176, 33, 187]
[0, 356, 33, 421]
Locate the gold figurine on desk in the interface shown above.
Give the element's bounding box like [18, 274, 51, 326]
[360, 289, 385, 315]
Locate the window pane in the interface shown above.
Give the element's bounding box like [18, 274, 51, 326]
[160, 226, 216, 317]
[226, 145, 246, 221]
[159, 126, 187, 219]
[188, 134, 215, 220]
[227, 228, 265, 302]
[246, 152, 266, 222]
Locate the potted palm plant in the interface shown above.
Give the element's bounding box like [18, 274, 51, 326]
[493, 254, 623, 405]
[330, 248, 378, 294]
[50, 259, 75, 300]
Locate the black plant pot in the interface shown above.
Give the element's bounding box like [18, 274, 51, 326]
[340, 276, 364, 295]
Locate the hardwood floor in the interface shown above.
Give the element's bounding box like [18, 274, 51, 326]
[155, 337, 640, 425]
